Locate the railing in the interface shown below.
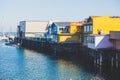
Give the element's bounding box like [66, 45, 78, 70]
[25, 37, 52, 42]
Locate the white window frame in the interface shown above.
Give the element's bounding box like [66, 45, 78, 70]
[90, 25, 92, 32]
[84, 26, 87, 32]
[87, 25, 89, 32]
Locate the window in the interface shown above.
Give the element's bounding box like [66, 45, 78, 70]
[65, 26, 69, 33]
[90, 25, 92, 31]
[59, 28, 64, 31]
[84, 36, 87, 43]
[84, 26, 87, 32]
[91, 38, 95, 43]
[85, 25, 92, 32]
[87, 25, 89, 32]
[88, 37, 95, 43]
[84, 25, 92, 32]
[54, 27, 57, 31]
[88, 38, 91, 43]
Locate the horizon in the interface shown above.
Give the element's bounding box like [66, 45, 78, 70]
[0, 0, 120, 32]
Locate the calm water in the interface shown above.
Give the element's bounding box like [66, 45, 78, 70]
[0, 42, 116, 80]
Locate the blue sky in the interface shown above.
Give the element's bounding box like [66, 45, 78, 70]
[0, 0, 120, 32]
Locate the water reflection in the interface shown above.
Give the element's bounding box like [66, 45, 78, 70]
[0, 44, 119, 80]
[57, 59, 92, 80]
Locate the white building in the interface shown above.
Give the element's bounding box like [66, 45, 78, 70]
[87, 34, 113, 49]
[18, 21, 49, 39]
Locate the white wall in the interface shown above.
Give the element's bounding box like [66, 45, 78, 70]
[95, 36, 104, 48]
[95, 35, 113, 49]
[26, 21, 48, 33]
[19, 21, 49, 38]
[88, 43, 95, 49]
[88, 36, 95, 49]
[25, 33, 35, 38]
[88, 35, 113, 49]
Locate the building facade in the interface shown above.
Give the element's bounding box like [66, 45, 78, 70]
[87, 34, 113, 49]
[48, 22, 84, 43]
[17, 21, 49, 39]
[48, 22, 70, 42]
[110, 31, 120, 50]
[83, 16, 120, 45]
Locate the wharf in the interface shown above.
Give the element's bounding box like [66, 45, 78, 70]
[22, 39, 81, 55]
[21, 38, 120, 69]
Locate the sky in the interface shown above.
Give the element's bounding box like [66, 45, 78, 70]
[0, 0, 120, 32]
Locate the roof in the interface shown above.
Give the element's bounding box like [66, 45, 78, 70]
[88, 34, 109, 37]
[110, 16, 120, 18]
[54, 22, 70, 26]
[19, 21, 49, 32]
[89, 16, 101, 18]
[85, 16, 110, 23]
[84, 22, 92, 25]
[70, 21, 84, 26]
[45, 21, 70, 30]
[20, 21, 49, 22]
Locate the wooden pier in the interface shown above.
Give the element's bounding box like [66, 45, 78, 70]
[21, 39, 120, 69]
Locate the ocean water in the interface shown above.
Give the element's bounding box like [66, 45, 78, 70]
[0, 42, 119, 80]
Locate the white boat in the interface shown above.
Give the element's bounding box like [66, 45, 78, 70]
[0, 34, 9, 42]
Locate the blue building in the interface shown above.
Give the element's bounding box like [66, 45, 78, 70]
[46, 22, 70, 42]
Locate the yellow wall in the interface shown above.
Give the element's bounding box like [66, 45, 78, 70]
[69, 25, 81, 34]
[57, 22, 83, 43]
[57, 35, 80, 43]
[92, 16, 120, 34]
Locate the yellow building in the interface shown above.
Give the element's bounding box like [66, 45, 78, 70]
[69, 22, 84, 34]
[58, 34, 80, 43]
[57, 22, 84, 43]
[84, 16, 120, 34]
[83, 16, 120, 45]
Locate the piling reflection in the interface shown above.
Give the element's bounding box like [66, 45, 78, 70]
[0, 44, 120, 80]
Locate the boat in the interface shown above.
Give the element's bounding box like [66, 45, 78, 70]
[0, 35, 8, 42]
[0, 34, 9, 42]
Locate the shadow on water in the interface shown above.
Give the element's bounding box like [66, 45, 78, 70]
[21, 47, 120, 80]
[1, 44, 119, 80]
